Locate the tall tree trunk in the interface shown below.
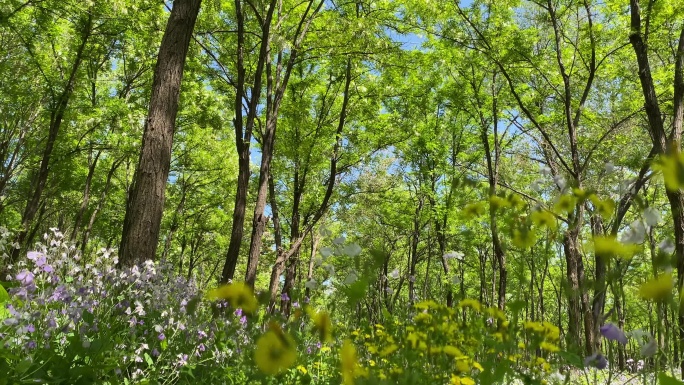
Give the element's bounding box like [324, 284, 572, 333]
[119, 0, 202, 266]
[436, 215, 453, 307]
[267, 175, 285, 308]
[589, 213, 605, 353]
[305, 232, 319, 300]
[220, 0, 278, 283]
[630, 2, 684, 374]
[279, 170, 302, 315]
[245, 114, 278, 286]
[480, 73, 506, 310]
[161, 182, 187, 261]
[408, 198, 423, 304]
[563, 227, 584, 350]
[243, 0, 323, 286]
[71, 147, 101, 242]
[80, 158, 122, 255]
[11, 14, 92, 262]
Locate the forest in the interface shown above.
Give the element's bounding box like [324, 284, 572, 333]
[0, 0, 683, 383]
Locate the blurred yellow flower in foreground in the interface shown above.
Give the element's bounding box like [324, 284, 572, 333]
[451, 374, 475, 385]
[205, 282, 259, 314]
[309, 309, 333, 343]
[341, 339, 368, 385]
[639, 273, 673, 301]
[254, 322, 296, 375]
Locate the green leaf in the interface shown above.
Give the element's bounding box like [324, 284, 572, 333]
[186, 296, 200, 316]
[14, 359, 32, 374]
[144, 352, 154, 368]
[0, 283, 9, 303]
[659, 373, 684, 385]
[556, 351, 584, 369]
[0, 284, 9, 320]
[344, 278, 368, 304]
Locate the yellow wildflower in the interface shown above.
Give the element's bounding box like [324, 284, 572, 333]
[539, 341, 560, 352]
[451, 375, 476, 385]
[254, 322, 296, 375]
[296, 365, 308, 375]
[654, 152, 684, 191]
[530, 210, 557, 230]
[463, 201, 486, 218]
[379, 344, 398, 357]
[542, 322, 560, 341]
[593, 236, 638, 260]
[554, 194, 576, 215]
[407, 332, 420, 349]
[341, 339, 359, 385]
[458, 299, 482, 311]
[512, 226, 536, 248]
[524, 321, 545, 333]
[443, 345, 463, 357]
[390, 366, 403, 374]
[415, 300, 440, 310]
[414, 312, 433, 323]
[485, 307, 506, 321]
[639, 273, 673, 301]
[205, 282, 259, 314]
[455, 358, 470, 373]
[489, 195, 510, 210]
[589, 195, 615, 218]
[311, 309, 333, 343]
[429, 346, 444, 355]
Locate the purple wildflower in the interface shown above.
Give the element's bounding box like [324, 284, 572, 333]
[600, 323, 628, 344]
[158, 333, 165, 341]
[281, 293, 290, 302]
[176, 353, 189, 366]
[16, 270, 34, 286]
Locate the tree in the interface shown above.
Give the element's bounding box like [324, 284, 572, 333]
[119, 0, 202, 266]
[628, 0, 684, 375]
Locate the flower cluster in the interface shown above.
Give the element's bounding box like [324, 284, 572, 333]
[0, 229, 246, 383]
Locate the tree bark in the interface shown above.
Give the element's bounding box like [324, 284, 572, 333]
[589, 213, 605, 352]
[408, 197, 423, 304]
[71, 147, 101, 242]
[629, 1, 684, 374]
[80, 157, 122, 255]
[119, 0, 202, 266]
[480, 72, 506, 311]
[244, 0, 324, 287]
[220, 0, 277, 283]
